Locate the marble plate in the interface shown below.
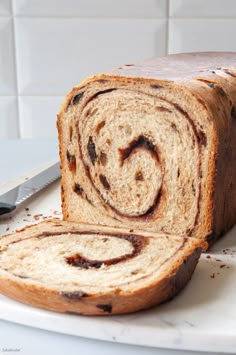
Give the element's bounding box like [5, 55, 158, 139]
[0, 175, 236, 353]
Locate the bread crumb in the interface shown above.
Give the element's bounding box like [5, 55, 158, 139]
[33, 214, 43, 221]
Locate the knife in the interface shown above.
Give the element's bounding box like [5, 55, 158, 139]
[0, 162, 61, 216]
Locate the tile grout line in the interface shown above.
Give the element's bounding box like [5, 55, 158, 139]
[1, 14, 236, 20]
[166, 0, 170, 55]
[4, 15, 169, 19]
[10, 0, 21, 139]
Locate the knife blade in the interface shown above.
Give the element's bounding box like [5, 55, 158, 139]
[0, 162, 61, 216]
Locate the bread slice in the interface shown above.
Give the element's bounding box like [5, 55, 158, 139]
[57, 52, 236, 247]
[0, 220, 203, 315]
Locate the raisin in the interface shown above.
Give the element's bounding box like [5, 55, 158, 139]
[231, 106, 236, 120]
[66, 150, 76, 172]
[60, 290, 88, 299]
[197, 130, 207, 147]
[72, 92, 84, 105]
[135, 171, 144, 181]
[99, 174, 110, 190]
[74, 183, 84, 195]
[206, 232, 215, 242]
[96, 304, 112, 313]
[216, 86, 226, 96]
[87, 136, 97, 165]
[207, 82, 215, 89]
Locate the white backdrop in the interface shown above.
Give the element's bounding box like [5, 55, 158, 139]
[1, 0, 236, 139]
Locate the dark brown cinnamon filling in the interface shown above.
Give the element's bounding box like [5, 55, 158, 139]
[66, 234, 145, 269]
[92, 88, 116, 100]
[95, 121, 105, 135]
[119, 135, 158, 166]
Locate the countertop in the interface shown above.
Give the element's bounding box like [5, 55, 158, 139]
[0, 139, 234, 355]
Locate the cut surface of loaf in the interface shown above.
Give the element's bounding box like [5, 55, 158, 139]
[0, 220, 203, 315]
[57, 52, 236, 246]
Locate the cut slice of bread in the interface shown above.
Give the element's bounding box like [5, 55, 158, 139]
[0, 220, 203, 315]
[57, 52, 236, 247]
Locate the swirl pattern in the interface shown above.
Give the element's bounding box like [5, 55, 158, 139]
[0, 221, 202, 315]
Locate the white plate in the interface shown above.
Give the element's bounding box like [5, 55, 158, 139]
[0, 178, 236, 353]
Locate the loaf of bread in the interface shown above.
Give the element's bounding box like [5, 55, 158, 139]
[57, 52, 236, 246]
[0, 220, 203, 315]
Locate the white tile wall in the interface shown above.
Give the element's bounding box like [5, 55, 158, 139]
[18, 96, 64, 138]
[0, 0, 236, 139]
[15, 18, 166, 96]
[169, 19, 236, 54]
[170, 0, 236, 17]
[0, 97, 18, 138]
[0, 18, 16, 95]
[0, 0, 11, 15]
[13, 0, 167, 18]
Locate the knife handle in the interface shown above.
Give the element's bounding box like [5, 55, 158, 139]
[0, 202, 16, 215]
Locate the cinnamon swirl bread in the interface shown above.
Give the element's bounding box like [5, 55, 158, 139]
[57, 52, 236, 246]
[0, 220, 203, 315]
